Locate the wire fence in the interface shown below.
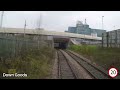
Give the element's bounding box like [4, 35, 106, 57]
[0, 33, 53, 61]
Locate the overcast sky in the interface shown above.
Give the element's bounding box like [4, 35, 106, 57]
[1, 11, 120, 32]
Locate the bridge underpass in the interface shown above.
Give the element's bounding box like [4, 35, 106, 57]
[53, 36, 101, 49]
[53, 36, 69, 49]
[0, 28, 102, 49]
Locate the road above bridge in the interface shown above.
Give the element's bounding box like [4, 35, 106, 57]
[0, 28, 102, 40]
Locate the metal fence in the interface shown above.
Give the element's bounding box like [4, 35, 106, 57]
[102, 29, 120, 48]
[0, 33, 53, 60]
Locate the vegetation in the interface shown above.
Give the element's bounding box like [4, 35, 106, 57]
[69, 45, 120, 72]
[0, 46, 55, 79]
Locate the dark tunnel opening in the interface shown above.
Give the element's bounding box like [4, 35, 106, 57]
[53, 36, 69, 49]
[54, 42, 68, 49]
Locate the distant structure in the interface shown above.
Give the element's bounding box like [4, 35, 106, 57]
[35, 28, 44, 30]
[102, 29, 120, 48]
[65, 19, 106, 37]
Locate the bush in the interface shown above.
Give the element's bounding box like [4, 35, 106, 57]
[0, 46, 54, 79]
[69, 45, 120, 72]
[69, 45, 97, 56]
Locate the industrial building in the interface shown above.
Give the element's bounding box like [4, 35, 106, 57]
[102, 29, 120, 48]
[65, 20, 106, 37]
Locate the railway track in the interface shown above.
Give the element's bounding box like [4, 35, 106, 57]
[64, 50, 112, 79]
[57, 50, 77, 79]
[56, 49, 117, 79]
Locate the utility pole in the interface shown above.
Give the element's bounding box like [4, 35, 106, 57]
[24, 20, 26, 38]
[23, 20, 27, 51]
[102, 16, 104, 30]
[0, 11, 4, 29]
[37, 12, 42, 49]
[84, 18, 87, 43]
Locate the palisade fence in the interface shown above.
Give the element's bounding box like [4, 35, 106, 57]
[0, 33, 53, 61]
[102, 29, 120, 48]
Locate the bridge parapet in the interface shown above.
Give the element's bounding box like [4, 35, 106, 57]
[0, 28, 102, 40]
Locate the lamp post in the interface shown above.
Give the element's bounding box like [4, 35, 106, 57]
[102, 16, 104, 30]
[38, 13, 42, 30]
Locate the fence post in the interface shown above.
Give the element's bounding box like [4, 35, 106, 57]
[115, 30, 117, 47]
[110, 32, 111, 47]
[107, 32, 109, 48]
[102, 33, 103, 47]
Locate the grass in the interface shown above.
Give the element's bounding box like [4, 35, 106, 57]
[0, 46, 55, 79]
[69, 45, 120, 72]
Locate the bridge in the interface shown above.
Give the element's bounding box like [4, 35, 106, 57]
[0, 28, 102, 49]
